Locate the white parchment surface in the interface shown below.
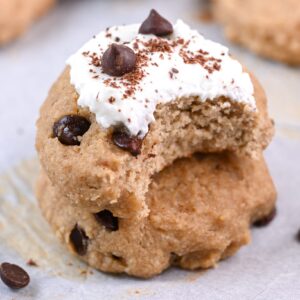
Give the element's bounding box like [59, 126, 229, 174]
[0, 0, 299, 299]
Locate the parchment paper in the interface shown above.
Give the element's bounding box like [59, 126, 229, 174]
[0, 0, 299, 299]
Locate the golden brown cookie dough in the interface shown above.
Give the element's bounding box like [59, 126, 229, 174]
[212, 0, 300, 65]
[36, 68, 274, 217]
[0, 0, 55, 45]
[37, 152, 276, 278]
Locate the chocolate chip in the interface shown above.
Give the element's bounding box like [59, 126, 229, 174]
[94, 210, 119, 231]
[111, 254, 122, 261]
[0, 263, 30, 289]
[170, 252, 180, 264]
[101, 44, 136, 76]
[139, 9, 173, 36]
[253, 207, 277, 227]
[194, 153, 206, 161]
[112, 126, 143, 156]
[111, 254, 127, 266]
[70, 224, 89, 255]
[53, 115, 90, 146]
[296, 229, 300, 242]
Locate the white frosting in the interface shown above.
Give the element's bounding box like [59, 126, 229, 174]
[67, 20, 255, 137]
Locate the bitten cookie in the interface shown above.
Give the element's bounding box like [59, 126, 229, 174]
[36, 11, 274, 217]
[0, 0, 55, 45]
[37, 152, 277, 278]
[212, 0, 300, 65]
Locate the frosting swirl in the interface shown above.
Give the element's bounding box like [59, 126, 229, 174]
[67, 20, 255, 137]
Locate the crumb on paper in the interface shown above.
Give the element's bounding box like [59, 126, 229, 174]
[127, 288, 154, 297]
[80, 270, 88, 276]
[27, 259, 38, 267]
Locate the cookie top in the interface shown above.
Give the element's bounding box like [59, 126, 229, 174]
[36, 10, 274, 215]
[214, 0, 300, 27]
[0, 0, 55, 45]
[67, 10, 255, 137]
[212, 0, 300, 65]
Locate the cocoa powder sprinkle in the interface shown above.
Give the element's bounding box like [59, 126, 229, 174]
[83, 33, 223, 102]
[108, 97, 116, 104]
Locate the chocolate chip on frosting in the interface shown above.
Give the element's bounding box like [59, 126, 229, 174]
[53, 115, 90, 146]
[101, 44, 136, 76]
[112, 126, 143, 156]
[70, 224, 89, 256]
[94, 210, 119, 231]
[139, 9, 173, 37]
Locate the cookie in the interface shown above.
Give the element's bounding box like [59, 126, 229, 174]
[36, 11, 274, 217]
[212, 0, 300, 65]
[37, 152, 277, 278]
[0, 0, 55, 45]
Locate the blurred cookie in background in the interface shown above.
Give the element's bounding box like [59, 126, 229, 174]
[198, 0, 214, 23]
[0, 0, 55, 45]
[211, 0, 300, 65]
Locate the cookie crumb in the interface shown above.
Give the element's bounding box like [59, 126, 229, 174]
[27, 259, 38, 267]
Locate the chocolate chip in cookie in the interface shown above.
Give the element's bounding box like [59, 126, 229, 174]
[94, 210, 119, 231]
[0, 262, 30, 289]
[70, 224, 89, 255]
[112, 126, 143, 156]
[101, 44, 136, 76]
[53, 115, 90, 146]
[253, 207, 277, 227]
[139, 9, 173, 36]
